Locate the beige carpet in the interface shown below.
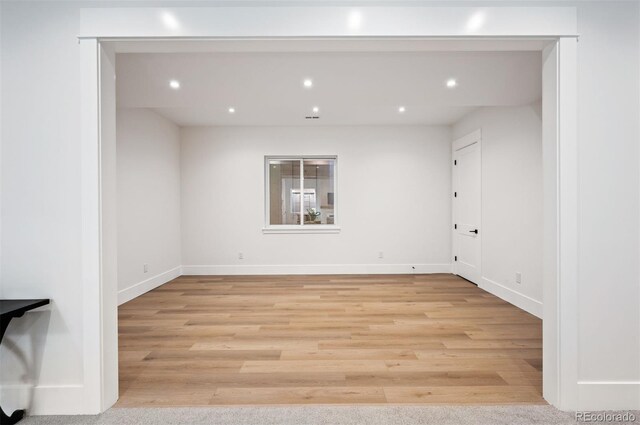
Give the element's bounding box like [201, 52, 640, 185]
[19, 406, 640, 424]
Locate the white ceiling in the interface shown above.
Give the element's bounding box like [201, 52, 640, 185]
[116, 45, 542, 126]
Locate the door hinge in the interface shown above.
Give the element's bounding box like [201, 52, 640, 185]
[454, 192, 457, 197]
[454, 160, 457, 165]
[454, 256, 457, 262]
[454, 224, 457, 229]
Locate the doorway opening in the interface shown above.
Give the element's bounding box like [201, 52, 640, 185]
[104, 38, 550, 407]
[82, 28, 576, 410]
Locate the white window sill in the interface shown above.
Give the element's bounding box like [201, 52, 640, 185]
[262, 226, 341, 234]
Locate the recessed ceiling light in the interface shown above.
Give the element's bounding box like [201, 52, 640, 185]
[169, 79, 180, 89]
[398, 106, 406, 113]
[446, 79, 458, 88]
[303, 79, 313, 88]
[228, 107, 236, 113]
[312, 106, 319, 114]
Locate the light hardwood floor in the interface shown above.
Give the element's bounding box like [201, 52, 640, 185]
[117, 274, 544, 406]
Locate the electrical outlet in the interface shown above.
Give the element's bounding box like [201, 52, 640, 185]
[143, 264, 148, 273]
[378, 251, 384, 259]
[515, 272, 522, 284]
[238, 252, 244, 260]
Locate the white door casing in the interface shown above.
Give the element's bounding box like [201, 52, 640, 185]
[452, 130, 482, 284]
[78, 6, 579, 413]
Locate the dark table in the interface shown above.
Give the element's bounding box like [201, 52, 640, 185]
[0, 299, 50, 425]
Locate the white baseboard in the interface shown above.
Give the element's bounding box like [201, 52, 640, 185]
[116, 264, 451, 304]
[0, 383, 88, 416]
[479, 276, 542, 318]
[577, 381, 640, 410]
[182, 263, 452, 275]
[117, 265, 182, 305]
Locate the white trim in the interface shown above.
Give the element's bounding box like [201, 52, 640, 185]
[479, 276, 543, 318]
[117, 266, 182, 305]
[98, 42, 119, 412]
[0, 384, 86, 416]
[576, 381, 640, 410]
[79, 38, 103, 415]
[182, 264, 451, 276]
[79, 7, 577, 39]
[578, 381, 640, 385]
[556, 37, 579, 411]
[262, 226, 341, 234]
[78, 5, 580, 415]
[542, 39, 561, 408]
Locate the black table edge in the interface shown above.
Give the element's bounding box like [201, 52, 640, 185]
[0, 298, 50, 425]
[1, 299, 50, 319]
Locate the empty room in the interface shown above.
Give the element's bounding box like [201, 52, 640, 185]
[2, 3, 639, 425]
[113, 41, 545, 406]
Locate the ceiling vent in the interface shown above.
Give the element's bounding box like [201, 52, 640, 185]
[305, 115, 320, 120]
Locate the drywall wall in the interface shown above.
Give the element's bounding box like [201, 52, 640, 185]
[180, 125, 452, 274]
[452, 104, 543, 317]
[576, 2, 640, 398]
[1, 1, 638, 414]
[0, 1, 85, 414]
[116, 108, 182, 304]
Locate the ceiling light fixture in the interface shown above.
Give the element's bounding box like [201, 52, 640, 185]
[312, 106, 319, 114]
[303, 79, 313, 88]
[228, 107, 236, 113]
[466, 11, 486, 32]
[161, 11, 180, 30]
[348, 9, 363, 30]
[169, 79, 180, 89]
[446, 79, 458, 88]
[398, 106, 406, 113]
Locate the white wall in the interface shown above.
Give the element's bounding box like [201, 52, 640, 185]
[576, 3, 640, 403]
[116, 108, 182, 304]
[1, 1, 639, 414]
[452, 103, 543, 317]
[1, 1, 85, 414]
[181, 125, 452, 274]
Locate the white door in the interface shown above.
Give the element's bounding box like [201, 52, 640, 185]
[452, 130, 481, 284]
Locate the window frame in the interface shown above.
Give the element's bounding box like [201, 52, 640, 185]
[263, 155, 340, 234]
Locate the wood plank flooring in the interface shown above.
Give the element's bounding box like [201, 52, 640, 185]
[117, 274, 544, 406]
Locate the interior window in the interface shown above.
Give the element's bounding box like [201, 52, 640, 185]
[267, 157, 336, 227]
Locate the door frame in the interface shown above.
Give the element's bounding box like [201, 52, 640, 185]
[451, 129, 482, 283]
[78, 5, 578, 413]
